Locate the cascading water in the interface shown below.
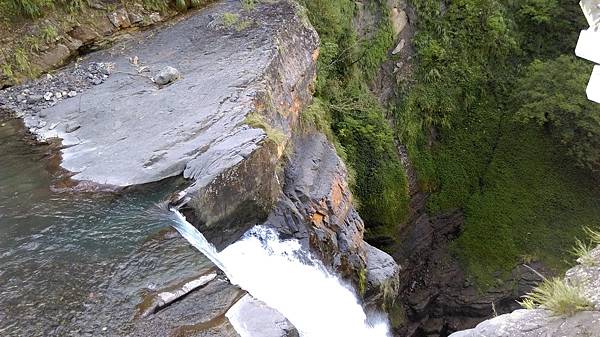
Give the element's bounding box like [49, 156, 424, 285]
[170, 210, 390, 337]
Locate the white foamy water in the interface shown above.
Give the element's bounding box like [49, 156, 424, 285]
[171, 210, 390, 337]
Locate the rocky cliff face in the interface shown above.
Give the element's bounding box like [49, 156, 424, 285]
[0, 0, 399, 334]
[449, 246, 600, 337]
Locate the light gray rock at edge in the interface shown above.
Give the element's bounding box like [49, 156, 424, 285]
[226, 294, 298, 337]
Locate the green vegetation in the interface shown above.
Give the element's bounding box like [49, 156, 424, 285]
[1, 64, 14, 80]
[570, 227, 600, 266]
[515, 56, 600, 172]
[240, 0, 256, 11]
[245, 112, 286, 145]
[570, 239, 596, 267]
[40, 24, 58, 43]
[142, 0, 169, 12]
[301, 0, 409, 247]
[14, 47, 35, 76]
[175, 0, 187, 11]
[396, 0, 600, 286]
[0, 0, 212, 19]
[4, 0, 54, 18]
[221, 12, 251, 31]
[585, 226, 600, 244]
[519, 278, 593, 316]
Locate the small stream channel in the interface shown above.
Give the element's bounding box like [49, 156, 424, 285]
[0, 119, 213, 336]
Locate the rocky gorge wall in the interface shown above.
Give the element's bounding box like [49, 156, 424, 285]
[0, 0, 400, 335]
[351, 1, 564, 336]
[6, 0, 594, 336]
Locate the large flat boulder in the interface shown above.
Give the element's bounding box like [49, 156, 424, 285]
[1, 0, 318, 190]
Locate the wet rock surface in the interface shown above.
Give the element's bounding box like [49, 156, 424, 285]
[227, 295, 299, 337]
[132, 277, 244, 337]
[364, 242, 400, 307]
[449, 247, 600, 337]
[1, 0, 318, 191]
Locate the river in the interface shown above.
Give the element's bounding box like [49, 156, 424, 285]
[0, 119, 212, 336]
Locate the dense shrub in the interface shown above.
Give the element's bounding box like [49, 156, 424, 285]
[515, 55, 600, 172]
[301, 0, 410, 245]
[398, 0, 600, 286]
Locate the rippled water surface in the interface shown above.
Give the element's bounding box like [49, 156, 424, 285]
[0, 119, 211, 336]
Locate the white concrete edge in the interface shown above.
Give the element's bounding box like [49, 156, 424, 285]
[587, 65, 600, 104]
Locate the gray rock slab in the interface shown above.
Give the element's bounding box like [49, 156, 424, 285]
[364, 242, 400, 305]
[450, 309, 600, 337]
[226, 294, 298, 337]
[132, 278, 243, 337]
[6, 0, 312, 188]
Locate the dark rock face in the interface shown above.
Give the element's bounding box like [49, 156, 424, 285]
[389, 199, 546, 336]
[265, 133, 368, 282]
[450, 247, 600, 337]
[263, 133, 400, 293]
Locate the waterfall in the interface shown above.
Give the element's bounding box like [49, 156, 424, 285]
[170, 210, 390, 337]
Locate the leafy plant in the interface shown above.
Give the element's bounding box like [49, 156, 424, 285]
[222, 12, 239, 27]
[240, 0, 256, 11]
[1, 64, 14, 79]
[14, 48, 30, 72]
[142, 0, 168, 12]
[519, 278, 593, 316]
[7, 0, 54, 17]
[40, 25, 58, 43]
[60, 0, 84, 13]
[175, 0, 187, 11]
[515, 55, 600, 172]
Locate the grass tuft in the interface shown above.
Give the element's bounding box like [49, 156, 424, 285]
[1, 64, 14, 80]
[519, 278, 593, 316]
[584, 226, 600, 245]
[570, 239, 597, 267]
[244, 112, 286, 145]
[240, 0, 256, 11]
[222, 12, 239, 27]
[40, 25, 58, 43]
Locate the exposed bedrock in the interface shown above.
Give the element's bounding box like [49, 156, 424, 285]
[262, 133, 400, 294]
[2, 0, 318, 189]
[133, 273, 298, 337]
[0, 0, 399, 329]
